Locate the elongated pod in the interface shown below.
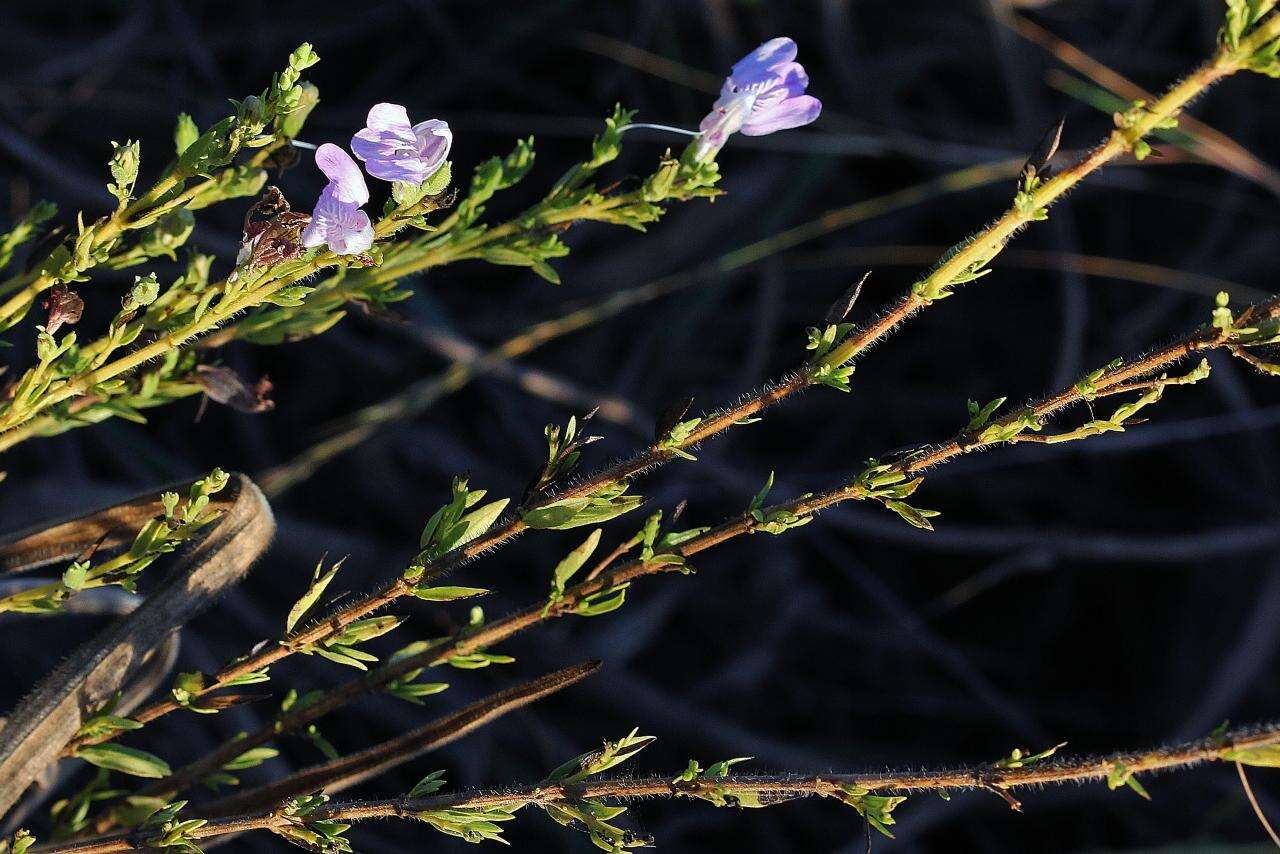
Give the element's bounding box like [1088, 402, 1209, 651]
[0, 473, 274, 818]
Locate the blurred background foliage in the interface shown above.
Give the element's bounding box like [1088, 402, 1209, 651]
[1, 0, 1279, 850]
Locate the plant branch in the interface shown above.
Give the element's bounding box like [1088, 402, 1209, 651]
[34, 723, 1280, 853]
[106, 292, 1279, 817]
[195, 661, 600, 820]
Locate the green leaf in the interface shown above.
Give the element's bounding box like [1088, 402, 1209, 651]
[223, 746, 279, 772]
[286, 556, 344, 634]
[386, 680, 449, 704]
[833, 785, 907, 838]
[76, 744, 171, 779]
[574, 586, 628, 617]
[173, 113, 199, 155]
[412, 586, 488, 602]
[551, 528, 602, 595]
[418, 806, 516, 845]
[965, 397, 1006, 431]
[1106, 762, 1151, 800]
[409, 769, 448, 798]
[327, 615, 403, 647]
[994, 742, 1066, 769]
[1222, 743, 1280, 768]
[523, 483, 643, 531]
[453, 501, 506, 547]
[748, 472, 775, 515]
[74, 713, 141, 742]
[446, 652, 515, 669]
[546, 728, 656, 784]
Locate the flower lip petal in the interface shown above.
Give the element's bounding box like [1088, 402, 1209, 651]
[315, 143, 369, 206]
[300, 214, 329, 249]
[349, 133, 388, 163]
[328, 209, 374, 255]
[352, 139, 428, 182]
[739, 94, 822, 136]
[304, 184, 374, 255]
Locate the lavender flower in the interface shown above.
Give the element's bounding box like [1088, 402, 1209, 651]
[351, 103, 452, 184]
[301, 143, 374, 255]
[694, 37, 822, 160]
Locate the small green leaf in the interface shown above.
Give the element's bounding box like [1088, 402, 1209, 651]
[409, 769, 448, 798]
[75, 744, 171, 779]
[1106, 762, 1152, 800]
[832, 785, 907, 838]
[223, 747, 279, 772]
[551, 529, 602, 596]
[173, 113, 200, 155]
[748, 472, 775, 515]
[286, 556, 344, 634]
[412, 586, 489, 602]
[1222, 743, 1280, 768]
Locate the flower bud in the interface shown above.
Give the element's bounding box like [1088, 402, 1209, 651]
[140, 209, 195, 259]
[107, 140, 141, 204]
[130, 273, 160, 307]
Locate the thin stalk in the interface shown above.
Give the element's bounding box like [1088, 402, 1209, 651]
[195, 662, 600, 820]
[36, 723, 1280, 854]
[793, 244, 1265, 302]
[815, 17, 1280, 374]
[1235, 761, 1280, 847]
[1004, 10, 1280, 195]
[118, 294, 1279, 813]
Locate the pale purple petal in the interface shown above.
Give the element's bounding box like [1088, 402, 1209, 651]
[351, 138, 429, 183]
[767, 62, 810, 98]
[412, 119, 453, 174]
[730, 37, 797, 82]
[301, 185, 338, 248]
[300, 219, 328, 248]
[303, 185, 374, 255]
[327, 209, 373, 255]
[698, 93, 751, 143]
[740, 94, 822, 136]
[745, 65, 814, 119]
[315, 143, 369, 205]
[365, 103, 414, 134]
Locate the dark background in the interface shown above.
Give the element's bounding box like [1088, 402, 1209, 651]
[2, 1, 1279, 851]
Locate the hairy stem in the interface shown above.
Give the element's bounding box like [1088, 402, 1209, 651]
[195, 662, 600, 819]
[36, 723, 1280, 853]
[111, 293, 1277, 815]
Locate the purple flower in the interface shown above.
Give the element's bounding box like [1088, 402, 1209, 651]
[301, 143, 374, 255]
[695, 37, 822, 160]
[351, 103, 452, 184]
